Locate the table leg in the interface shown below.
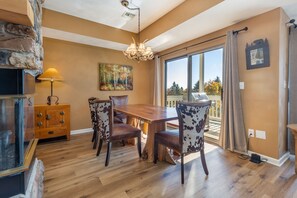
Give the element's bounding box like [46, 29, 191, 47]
[142, 122, 176, 165]
[292, 136, 297, 173]
[126, 116, 138, 145]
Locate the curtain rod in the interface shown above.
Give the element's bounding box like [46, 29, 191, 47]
[287, 19, 297, 28]
[158, 27, 248, 58]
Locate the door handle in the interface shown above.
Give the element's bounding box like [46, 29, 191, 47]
[221, 88, 223, 101]
[48, 131, 54, 135]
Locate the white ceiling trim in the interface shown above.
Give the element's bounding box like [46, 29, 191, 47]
[42, 27, 128, 51]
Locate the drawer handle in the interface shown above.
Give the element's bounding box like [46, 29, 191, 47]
[37, 122, 43, 127]
[48, 131, 54, 135]
[46, 114, 51, 120]
[60, 120, 65, 124]
[60, 111, 65, 115]
[37, 112, 43, 117]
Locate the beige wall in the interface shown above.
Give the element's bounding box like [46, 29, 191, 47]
[43, 9, 135, 45]
[141, 0, 223, 41]
[158, 8, 288, 159]
[35, 38, 154, 130]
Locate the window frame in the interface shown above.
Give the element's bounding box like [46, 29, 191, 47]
[164, 45, 224, 106]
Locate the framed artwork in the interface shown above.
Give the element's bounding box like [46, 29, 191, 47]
[245, 39, 270, 70]
[99, 63, 133, 91]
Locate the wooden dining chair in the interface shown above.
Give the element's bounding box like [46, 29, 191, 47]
[109, 95, 128, 124]
[88, 97, 99, 149]
[154, 100, 211, 184]
[94, 99, 142, 166]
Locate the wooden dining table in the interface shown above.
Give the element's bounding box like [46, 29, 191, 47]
[114, 104, 178, 164]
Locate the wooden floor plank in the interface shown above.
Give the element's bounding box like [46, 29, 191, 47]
[37, 133, 297, 198]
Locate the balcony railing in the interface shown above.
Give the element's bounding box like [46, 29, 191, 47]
[208, 95, 222, 121]
[166, 95, 183, 108]
[166, 94, 222, 121]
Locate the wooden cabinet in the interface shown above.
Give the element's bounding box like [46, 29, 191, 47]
[34, 104, 70, 140]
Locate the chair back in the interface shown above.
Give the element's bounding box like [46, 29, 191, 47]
[94, 100, 113, 142]
[176, 100, 211, 154]
[109, 95, 128, 106]
[88, 97, 98, 129]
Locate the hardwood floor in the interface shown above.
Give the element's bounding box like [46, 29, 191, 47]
[37, 133, 297, 198]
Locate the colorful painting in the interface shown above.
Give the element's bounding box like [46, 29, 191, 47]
[99, 63, 133, 91]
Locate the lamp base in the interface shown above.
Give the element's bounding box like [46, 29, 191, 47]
[47, 95, 59, 105]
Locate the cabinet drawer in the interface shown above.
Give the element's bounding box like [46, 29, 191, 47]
[37, 129, 67, 139]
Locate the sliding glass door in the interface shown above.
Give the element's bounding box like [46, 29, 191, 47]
[165, 48, 223, 140]
[165, 57, 188, 107]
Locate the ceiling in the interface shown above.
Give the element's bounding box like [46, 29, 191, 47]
[43, 0, 185, 33]
[43, 0, 297, 53]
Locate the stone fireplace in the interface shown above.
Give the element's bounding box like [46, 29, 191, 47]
[0, 0, 45, 197]
[0, 0, 44, 73]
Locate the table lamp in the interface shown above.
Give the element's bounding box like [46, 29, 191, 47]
[37, 68, 63, 105]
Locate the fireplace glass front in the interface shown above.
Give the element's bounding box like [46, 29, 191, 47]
[0, 96, 34, 172]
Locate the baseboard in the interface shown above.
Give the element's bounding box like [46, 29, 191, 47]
[71, 128, 93, 135]
[247, 150, 290, 167]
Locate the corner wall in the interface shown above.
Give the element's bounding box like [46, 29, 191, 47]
[35, 38, 154, 130]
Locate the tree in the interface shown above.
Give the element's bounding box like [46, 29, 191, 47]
[167, 81, 183, 95]
[192, 80, 199, 92]
[204, 79, 222, 95]
[214, 76, 221, 83]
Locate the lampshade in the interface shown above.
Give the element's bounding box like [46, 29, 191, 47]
[38, 68, 63, 81]
[37, 68, 63, 105]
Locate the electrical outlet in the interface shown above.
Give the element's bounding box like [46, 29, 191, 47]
[256, 130, 266, 139]
[239, 82, 245, 90]
[248, 129, 254, 137]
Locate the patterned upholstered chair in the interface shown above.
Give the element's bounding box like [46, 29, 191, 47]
[109, 95, 128, 124]
[88, 97, 99, 149]
[154, 100, 211, 184]
[94, 100, 142, 166]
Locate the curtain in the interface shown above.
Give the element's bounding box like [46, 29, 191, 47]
[288, 26, 297, 154]
[220, 31, 247, 153]
[153, 55, 162, 106]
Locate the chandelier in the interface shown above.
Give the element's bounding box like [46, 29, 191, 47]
[121, 0, 154, 62]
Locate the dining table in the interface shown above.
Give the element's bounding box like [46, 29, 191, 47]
[114, 104, 178, 164]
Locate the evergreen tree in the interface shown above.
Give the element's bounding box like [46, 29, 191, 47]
[193, 80, 199, 92]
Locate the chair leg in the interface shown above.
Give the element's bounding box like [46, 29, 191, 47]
[181, 153, 184, 184]
[137, 136, 142, 158]
[93, 130, 98, 149]
[122, 140, 125, 146]
[96, 139, 103, 156]
[91, 129, 95, 142]
[105, 142, 112, 167]
[153, 138, 158, 164]
[200, 149, 209, 175]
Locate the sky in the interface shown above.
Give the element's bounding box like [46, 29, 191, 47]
[167, 48, 223, 90]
